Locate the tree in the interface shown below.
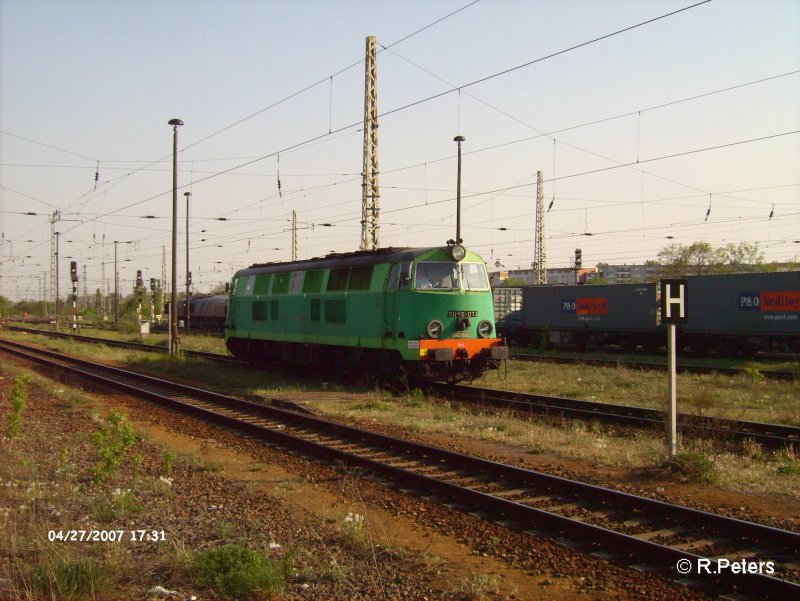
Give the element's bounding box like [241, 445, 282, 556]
[657, 241, 775, 276]
[714, 242, 765, 273]
[657, 241, 717, 277]
[0, 295, 13, 316]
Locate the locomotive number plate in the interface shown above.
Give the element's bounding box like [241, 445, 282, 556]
[448, 310, 477, 318]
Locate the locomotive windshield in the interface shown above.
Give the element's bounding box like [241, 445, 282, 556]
[461, 262, 489, 290]
[414, 262, 460, 290]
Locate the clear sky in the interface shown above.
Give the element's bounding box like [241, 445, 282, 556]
[1, 0, 798, 301]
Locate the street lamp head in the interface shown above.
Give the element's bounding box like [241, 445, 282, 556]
[454, 135, 465, 143]
[168, 118, 184, 127]
[184, 191, 192, 198]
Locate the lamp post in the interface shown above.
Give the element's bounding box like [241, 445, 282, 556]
[168, 118, 184, 356]
[454, 135, 465, 244]
[54, 232, 60, 330]
[184, 191, 191, 336]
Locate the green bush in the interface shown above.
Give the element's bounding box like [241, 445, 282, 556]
[90, 411, 138, 484]
[5, 373, 31, 438]
[194, 544, 289, 599]
[662, 452, 718, 484]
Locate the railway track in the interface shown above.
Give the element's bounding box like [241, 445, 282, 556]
[510, 351, 799, 381]
[1, 337, 798, 600]
[430, 383, 800, 450]
[5, 325, 799, 450]
[3, 325, 243, 364]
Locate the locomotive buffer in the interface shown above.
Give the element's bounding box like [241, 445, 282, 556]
[661, 279, 688, 458]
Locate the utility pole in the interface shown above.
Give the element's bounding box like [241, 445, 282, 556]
[161, 246, 167, 321]
[168, 118, 184, 356]
[360, 35, 380, 251]
[454, 135, 465, 243]
[533, 170, 547, 284]
[185, 191, 191, 335]
[54, 231, 61, 330]
[291, 210, 297, 261]
[114, 241, 120, 326]
[100, 261, 106, 321]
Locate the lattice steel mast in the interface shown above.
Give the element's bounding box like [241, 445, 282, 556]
[533, 171, 547, 284]
[49, 210, 60, 315]
[360, 35, 380, 251]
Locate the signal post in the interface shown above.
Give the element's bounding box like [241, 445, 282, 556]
[660, 279, 688, 458]
[70, 261, 78, 333]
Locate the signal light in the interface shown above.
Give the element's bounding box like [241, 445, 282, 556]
[70, 261, 78, 282]
[575, 248, 582, 269]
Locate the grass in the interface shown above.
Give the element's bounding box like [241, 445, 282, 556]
[472, 358, 800, 426]
[193, 543, 290, 600]
[311, 390, 800, 499]
[28, 556, 109, 600]
[3, 329, 798, 500]
[7, 328, 797, 426]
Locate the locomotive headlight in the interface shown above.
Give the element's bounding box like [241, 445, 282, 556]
[477, 320, 493, 338]
[427, 320, 444, 338]
[450, 244, 466, 262]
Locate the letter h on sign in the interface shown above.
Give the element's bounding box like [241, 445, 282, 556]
[661, 279, 688, 324]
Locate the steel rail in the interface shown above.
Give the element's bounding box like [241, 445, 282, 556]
[429, 383, 800, 450]
[510, 351, 798, 381]
[6, 325, 798, 449]
[1, 337, 798, 600]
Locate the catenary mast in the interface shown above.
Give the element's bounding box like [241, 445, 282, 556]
[360, 35, 380, 250]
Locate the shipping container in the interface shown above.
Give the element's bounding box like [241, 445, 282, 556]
[683, 272, 800, 335]
[522, 283, 658, 349]
[493, 287, 523, 328]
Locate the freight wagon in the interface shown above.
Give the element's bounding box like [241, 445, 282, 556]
[494, 271, 799, 356]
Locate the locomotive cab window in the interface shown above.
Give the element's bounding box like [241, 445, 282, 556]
[461, 263, 490, 291]
[398, 263, 411, 289]
[414, 262, 459, 290]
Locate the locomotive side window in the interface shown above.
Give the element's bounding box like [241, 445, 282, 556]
[387, 264, 400, 291]
[325, 299, 346, 324]
[290, 271, 304, 294]
[303, 270, 324, 293]
[252, 301, 270, 321]
[398, 263, 411, 289]
[309, 298, 321, 322]
[231, 277, 239, 296]
[242, 275, 255, 296]
[461, 263, 489, 291]
[414, 262, 459, 290]
[254, 274, 271, 295]
[272, 272, 291, 294]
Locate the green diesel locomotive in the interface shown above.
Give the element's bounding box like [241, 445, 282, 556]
[225, 243, 508, 381]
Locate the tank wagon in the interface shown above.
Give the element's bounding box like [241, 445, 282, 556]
[174, 295, 228, 332]
[225, 244, 508, 381]
[494, 271, 799, 355]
